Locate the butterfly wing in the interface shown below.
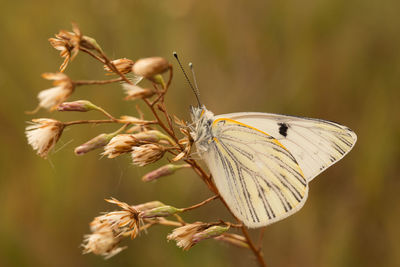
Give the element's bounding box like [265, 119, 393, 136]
[214, 112, 357, 182]
[203, 118, 308, 228]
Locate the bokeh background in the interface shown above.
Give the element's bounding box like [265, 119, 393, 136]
[1, 0, 399, 266]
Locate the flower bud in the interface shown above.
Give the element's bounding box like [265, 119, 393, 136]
[142, 164, 190, 182]
[75, 133, 113, 155]
[122, 83, 155, 100]
[140, 205, 182, 219]
[81, 36, 102, 51]
[192, 225, 230, 243]
[104, 58, 134, 74]
[133, 130, 173, 143]
[134, 201, 165, 212]
[132, 57, 169, 79]
[58, 100, 96, 112]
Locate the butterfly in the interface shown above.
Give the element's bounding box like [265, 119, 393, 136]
[189, 106, 357, 228]
[172, 53, 357, 228]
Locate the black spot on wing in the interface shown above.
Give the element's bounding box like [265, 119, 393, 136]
[278, 123, 289, 137]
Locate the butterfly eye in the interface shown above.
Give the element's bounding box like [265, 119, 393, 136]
[207, 120, 212, 126]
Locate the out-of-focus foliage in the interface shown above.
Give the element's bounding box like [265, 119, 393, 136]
[1, 0, 399, 266]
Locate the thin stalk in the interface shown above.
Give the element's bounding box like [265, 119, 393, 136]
[74, 77, 123, 85]
[181, 195, 219, 212]
[241, 226, 267, 267]
[64, 119, 158, 127]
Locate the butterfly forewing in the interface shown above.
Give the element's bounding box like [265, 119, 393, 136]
[204, 118, 308, 228]
[214, 113, 357, 182]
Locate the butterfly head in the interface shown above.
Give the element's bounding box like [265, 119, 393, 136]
[189, 105, 214, 152]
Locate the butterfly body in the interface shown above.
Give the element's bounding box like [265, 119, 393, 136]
[190, 106, 357, 228]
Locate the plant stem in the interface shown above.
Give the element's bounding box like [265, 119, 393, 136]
[80, 47, 105, 63]
[241, 226, 267, 267]
[181, 195, 219, 212]
[74, 77, 123, 85]
[63, 119, 158, 127]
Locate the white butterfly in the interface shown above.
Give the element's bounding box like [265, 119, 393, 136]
[189, 106, 357, 228]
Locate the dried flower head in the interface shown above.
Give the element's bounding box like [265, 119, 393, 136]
[25, 119, 64, 158]
[48, 37, 72, 72]
[50, 23, 100, 71]
[38, 73, 75, 111]
[167, 222, 208, 250]
[103, 134, 137, 158]
[93, 198, 140, 237]
[104, 58, 134, 75]
[49, 23, 82, 71]
[82, 228, 126, 259]
[122, 83, 155, 100]
[132, 57, 170, 79]
[131, 144, 166, 166]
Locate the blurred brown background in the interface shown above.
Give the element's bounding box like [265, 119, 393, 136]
[1, 0, 399, 266]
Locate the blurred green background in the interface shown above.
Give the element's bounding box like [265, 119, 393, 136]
[1, 0, 399, 266]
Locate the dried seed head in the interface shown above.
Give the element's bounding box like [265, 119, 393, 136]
[57, 100, 96, 112]
[132, 57, 170, 79]
[167, 222, 208, 251]
[122, 83, 155, 100]
[25, 119, 64, 158]
[139, 205, 183, 219]
[38, 73, 75, 111]
[142, 164, 190, 182]
[131, 144, 166, 166]
[103, 134, 137, 158]
[75, 133, 113, 155]
[104, 58, 134, 75]
[82, 228, 125, 259]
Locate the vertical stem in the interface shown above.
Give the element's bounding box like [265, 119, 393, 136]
[241, 226, 267, 267]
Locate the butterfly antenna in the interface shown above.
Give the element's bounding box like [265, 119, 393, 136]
[189, 62, 201, 101]
[173, 52, 202, 107]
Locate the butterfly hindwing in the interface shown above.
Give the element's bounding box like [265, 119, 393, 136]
[203, 118, 309, 228]
[214, 112, 357, 182]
